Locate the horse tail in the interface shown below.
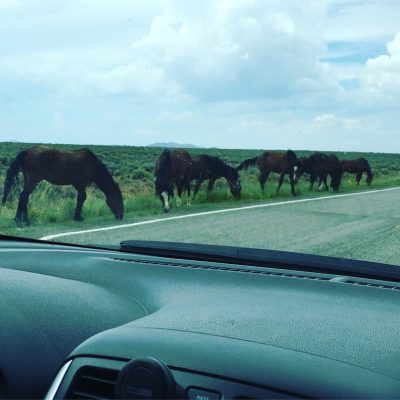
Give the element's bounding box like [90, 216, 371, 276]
[237, 156, 258, 171]
[2, 150, 27, 205]
[155, 149, 172, 194]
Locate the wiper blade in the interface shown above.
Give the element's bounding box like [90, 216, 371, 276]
[120, 240, 400, 283]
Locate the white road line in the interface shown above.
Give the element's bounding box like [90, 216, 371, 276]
[40, 186, 400, 241]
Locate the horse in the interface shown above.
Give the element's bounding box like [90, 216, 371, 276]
[340, 158, 373, 186]
[1, 146, 124, 225]
[237, 150, 298, 196]
[155, 149, 193, 212]
[309, 152, 342, 191]
[191, 155, 241, 199]
[295, 156, 313, 181]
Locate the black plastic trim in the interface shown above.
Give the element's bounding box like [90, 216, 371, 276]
[120, 240, 400, 283]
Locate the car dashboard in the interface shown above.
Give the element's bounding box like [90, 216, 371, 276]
[0, 240, 399, 399]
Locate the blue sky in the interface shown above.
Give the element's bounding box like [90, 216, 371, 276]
[0, 0, 399, 152]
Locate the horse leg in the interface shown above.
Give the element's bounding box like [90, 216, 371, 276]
[317, 174, 324, 190]
[290, 173, 296, 196]
[193, 178, 203, 197]
[317, 174, 327, 191]
[175, 181, 183, 207]
[309, 173, 316, 190]
[207, 178, 216, 193]
[184, 177, 191, 206]
[325, 174, 330, 190]
[15, 178, 39, 226]
[276, 173, 285, 193]
[356, 172, 362, 185]
[73, 186, 87, 221]
[259, 170, 270, 193]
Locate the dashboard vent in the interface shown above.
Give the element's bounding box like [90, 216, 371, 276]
[112, 257, 331, 281]
[67, 366, 119, 399]
[113, 257, 400, 291]
[341, 279, 400, 291]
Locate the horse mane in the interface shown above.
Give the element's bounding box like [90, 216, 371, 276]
[363, 158, 373, 182]
[237, 156, 259, 171]
[286, 150, 298, 165]
[199, 155, 238, 179]
[86, 150, 121, 195]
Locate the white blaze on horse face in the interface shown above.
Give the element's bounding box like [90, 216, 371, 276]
[161, 191, 169, 211]
[293, 165, 298, 181]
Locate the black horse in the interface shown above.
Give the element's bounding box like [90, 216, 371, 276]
[155, 149, 193, 212]
[2, 146, 124, 225]
[237, 150, 299, 196]
[341, 158, 373, 186]
[191, 155, 241, 199]
[309, 152, 342, 191]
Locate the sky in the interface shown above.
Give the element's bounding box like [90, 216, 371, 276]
[0, 0, 399, 152]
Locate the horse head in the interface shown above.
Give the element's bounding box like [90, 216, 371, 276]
[156, 179, 173, 212]
[228, 169, 241, 200]
[106, 184, 124, 220]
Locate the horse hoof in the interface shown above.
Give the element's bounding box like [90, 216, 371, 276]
[73, 216, 84, 221]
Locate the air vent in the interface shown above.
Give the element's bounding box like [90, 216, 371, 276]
[113, 257, 400, 291]
[342, 279, 400, 291]
[67, 366, 119, 399]
[112, 257, 331, 281]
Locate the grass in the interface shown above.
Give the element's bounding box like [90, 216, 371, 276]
[0, 141, 400, 239]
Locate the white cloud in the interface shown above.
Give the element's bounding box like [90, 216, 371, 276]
[361, 32, 400, 98]
[323, 0, 400, 42]
[313, 113, 360, 129]
[87, 61, 182, 97]
[0, 1, 399, 152]
[129, 0, 332, 101]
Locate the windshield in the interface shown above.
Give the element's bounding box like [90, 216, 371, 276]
[1, 1, 399, 267]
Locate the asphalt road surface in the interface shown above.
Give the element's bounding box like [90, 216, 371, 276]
[43, 188, 400, 266]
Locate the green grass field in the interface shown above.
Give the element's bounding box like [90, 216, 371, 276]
[1, 141, 400, 239]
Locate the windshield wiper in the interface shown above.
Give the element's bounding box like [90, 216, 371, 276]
[120, 240, 400, 283]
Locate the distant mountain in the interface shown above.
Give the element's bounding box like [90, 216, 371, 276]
[148, 141, 200, 148]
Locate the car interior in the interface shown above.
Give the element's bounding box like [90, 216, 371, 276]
[1, 237, 400, 399]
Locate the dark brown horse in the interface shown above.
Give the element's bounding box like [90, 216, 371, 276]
[2, 146, 124, 225]
[237, 150, 298, 196]
[295, 156, 313, 181]
[155, 149, 192, 212]
[341, 158, 373, 186]
[309, 152, 342, 191]
[191, 155, 241, 199]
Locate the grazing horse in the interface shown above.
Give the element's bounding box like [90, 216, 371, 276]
[341, 158, 373, 186]
[237, 150, 299, 196]
[155, 149, 192, 212]
[309, 152, 342, 191]
[2, 146, 124, 225]
[191, 155, 241, 199]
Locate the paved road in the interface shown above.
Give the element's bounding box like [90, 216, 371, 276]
[47, 188, 400, 265]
